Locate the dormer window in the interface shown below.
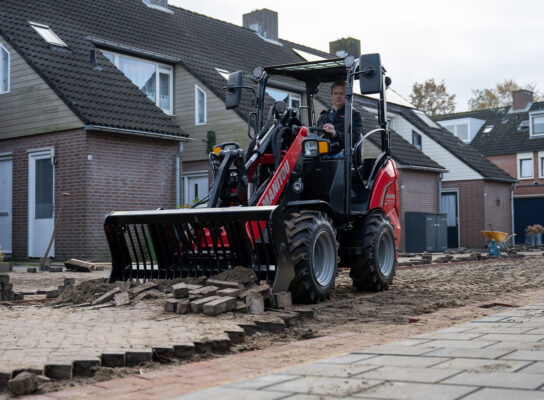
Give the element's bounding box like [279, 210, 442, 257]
[529, 112, 544, 137]
[265, 88, 301, 109]
[29, 22, 67, 47]
[101, 50, 173, 115]
[445, 124, 468, 142]
[437, 117, 485, 143]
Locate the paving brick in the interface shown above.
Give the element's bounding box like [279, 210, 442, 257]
[282, 363, 379, 378]
[225, 329, 245, 344]
[44, 363, 72, 380]
[91, 287, 120, 305]
[202, 296, 237, 316]
[7, 371, 38, 396]
[64, 259, 95, 272]
[443, 371, 544, 389]
[350, 381, 476, 399]
[101, 353, 125, 368]
[354, 344, 436, 356]
[152, 347, 175, 362]
[190, 286, 218, 297]
[190, 296, 221, 313]
[227, 373, 301, 390]
[434, 358, 531, 372]
[173, 387, 287, 400]
[413, 331, 485, 340]
[48, 266, 63, 273]
[359, 365, 462, 383]
[239, 284, 271, 300]
[246, 293, 264, 314]
[114, 292, 130, 306]
[172, 343, 195, 360]
[206, 279, 244, 290]
[518, 361, 544, 373]
[419, 339, 497, 349]
[461, 388, 544, 400]
[1, 282, 13, 291]
[171, 283, 190, 299]
[265, 376, 382, 397]
[63, 278, 75, 286]
[320, 354, 377, 365]
[271, 291, 292, 308]
[26, 267, 37, 273]
[216, 288, 240, 297]
[501, 350, 544, 361]
[164, 299, 180, 313]
[45, 289, 59, 299]
[359, 355, 449, 368]
[129, 282, 158, 296]
[72, 359, 100, 377]
[194, 338, 231, 354]
[0, 275, 9, 283]
[176, 299, 190, 314]
[423, 347, 514, 359]
[477, 333, 544, 342]
[125, 350, 153, 367]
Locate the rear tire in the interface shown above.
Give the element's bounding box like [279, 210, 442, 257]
[286, 210, 338, 304]
[348, 212, 397, 291]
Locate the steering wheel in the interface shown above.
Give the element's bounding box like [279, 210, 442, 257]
[308, 126, 334, 139]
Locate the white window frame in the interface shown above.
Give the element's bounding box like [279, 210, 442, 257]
[183, 171, 208, 205]
[195, 85, 207, 125]
[517, 152, 534, 180]
[101, 50, 174, 115]
[539, 151, 544, 179]
[29, 22, 67, 47]
[412, 130, 422, 151]
[529, 112, 544, 137]
[0, 43, 10, 94]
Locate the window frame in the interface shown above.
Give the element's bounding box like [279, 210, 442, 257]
[29, 22, 68, 47]
[101, 50, 174, 115]
[517, 152, 534, 180]
[194, 84, 207, 125]
[265, 87, 302, 109]
[412, 130, 422, 151]
[0, 43, 10, 94]
[539, 151, 544, 179]
[529, 112, 544, 137]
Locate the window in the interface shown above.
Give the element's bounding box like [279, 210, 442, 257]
[101, 51, 173, 114]
[412, 130, 422, 151]
[0, 44, 9, 94]
[539, 151, 544, 179]
[530, 112, 544, 137]
[265, 88, 301, 109]
[517, 152, 534, 179]
[195, 85, 206, 125]
[29, 22, 67, 47]
[215, 68, 230, 80]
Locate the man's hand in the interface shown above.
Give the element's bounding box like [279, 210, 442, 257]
[323, 123, 336, 137]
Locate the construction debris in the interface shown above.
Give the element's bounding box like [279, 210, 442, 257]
[64, 259, 95, 272]
[271, 292, 292, 309]
[1, 275, 15, 301]
[206, 279, 244, 290]
[8, 372, 38, 396]
[246, 293, 265, 315]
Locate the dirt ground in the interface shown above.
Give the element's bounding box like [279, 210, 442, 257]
[3, 252, 544, 397]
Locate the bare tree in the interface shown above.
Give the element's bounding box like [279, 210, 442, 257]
[409, 79, 456, 116]
[469, 79, 543, 110]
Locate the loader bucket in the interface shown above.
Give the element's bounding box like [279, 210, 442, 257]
[104, 205, 295, 293]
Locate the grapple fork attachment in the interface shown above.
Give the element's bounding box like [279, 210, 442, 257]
[104, 206, 295, 292]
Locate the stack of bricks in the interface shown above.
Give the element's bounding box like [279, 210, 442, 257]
[0, 274, 14, 301]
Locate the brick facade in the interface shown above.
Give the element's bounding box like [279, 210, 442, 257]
[442, 180, 512, 248]
[397, 169, 440, 251]
[488, 153, 544, 197]
[2, 130, 179, 261]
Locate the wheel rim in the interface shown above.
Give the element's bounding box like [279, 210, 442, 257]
[312, 230, 336, 286]
[377, 230, 395, 277]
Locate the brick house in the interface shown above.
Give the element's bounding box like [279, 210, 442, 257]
[0, 0, 449, 260]
[435, 91, 544, 244]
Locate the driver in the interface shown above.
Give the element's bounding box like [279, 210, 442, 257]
[317, 80, 363, 156]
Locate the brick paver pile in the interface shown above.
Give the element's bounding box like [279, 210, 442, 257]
[176, 302, 544, 399]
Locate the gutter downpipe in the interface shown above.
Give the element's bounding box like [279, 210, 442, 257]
[510, 183, 516, 245]
[438, 172, 443, 213]
[176, 142, 184, 207]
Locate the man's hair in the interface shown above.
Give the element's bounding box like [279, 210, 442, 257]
[331, 80, 346, 94]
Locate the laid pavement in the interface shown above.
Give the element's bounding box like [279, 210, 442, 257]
[26, 301, 544, 399]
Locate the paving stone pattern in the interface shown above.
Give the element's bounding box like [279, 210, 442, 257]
[177, 303, 544, 399]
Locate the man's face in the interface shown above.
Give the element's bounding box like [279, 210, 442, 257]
[331, 85, 345, 110]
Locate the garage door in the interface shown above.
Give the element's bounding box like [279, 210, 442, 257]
[514, 197, 544, 244]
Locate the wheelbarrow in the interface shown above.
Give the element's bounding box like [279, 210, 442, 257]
[481, 231, 516, 258]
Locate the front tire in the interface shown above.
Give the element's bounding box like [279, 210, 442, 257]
[286, 210, 338, 304]
[348, 212, 397, 291]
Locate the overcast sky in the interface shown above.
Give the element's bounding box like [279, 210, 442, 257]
[170, 0, 543, 112]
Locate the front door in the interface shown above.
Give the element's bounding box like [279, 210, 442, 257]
[183, 173, 208, 206]
[28, 150, 55, 258]
[0, 157, 12, 254]
[440, 191, 459, 248]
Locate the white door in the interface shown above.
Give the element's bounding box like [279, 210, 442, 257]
[184, 174, 208, 206]
[0, 157, 12, 254]
[28, 150, 55, 258]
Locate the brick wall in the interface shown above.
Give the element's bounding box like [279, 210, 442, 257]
[1, 130, 179, 261]
[442, 180, 512, 248]
[488, 153, 544, 197]
[397, 169, 440, 251]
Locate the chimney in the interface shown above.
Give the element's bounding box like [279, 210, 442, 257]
[329, 37, 361, 57]
[243, 9, 278, 41]
[512, 90, 533, 111]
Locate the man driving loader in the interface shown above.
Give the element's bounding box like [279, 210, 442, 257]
[317, 80, 363, 155]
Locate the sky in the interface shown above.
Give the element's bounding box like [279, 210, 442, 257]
[169, 0, 544, 112]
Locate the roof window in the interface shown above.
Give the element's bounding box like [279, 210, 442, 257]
[29, 22, 67, 47]
[215, 68, 230, 80]
[483, 125, 494, 133]
[413, 110, 441, 129]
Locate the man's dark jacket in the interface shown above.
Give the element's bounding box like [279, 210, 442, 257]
[317, 105, 363, 152]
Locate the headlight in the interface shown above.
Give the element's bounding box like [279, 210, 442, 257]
[303, 139, 330, 157]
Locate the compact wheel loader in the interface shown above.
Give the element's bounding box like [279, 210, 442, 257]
[104, 54, 400, 304]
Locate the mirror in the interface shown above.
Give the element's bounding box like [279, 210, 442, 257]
[358, 53, 383, 95]
[226, 71, 243, 109]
